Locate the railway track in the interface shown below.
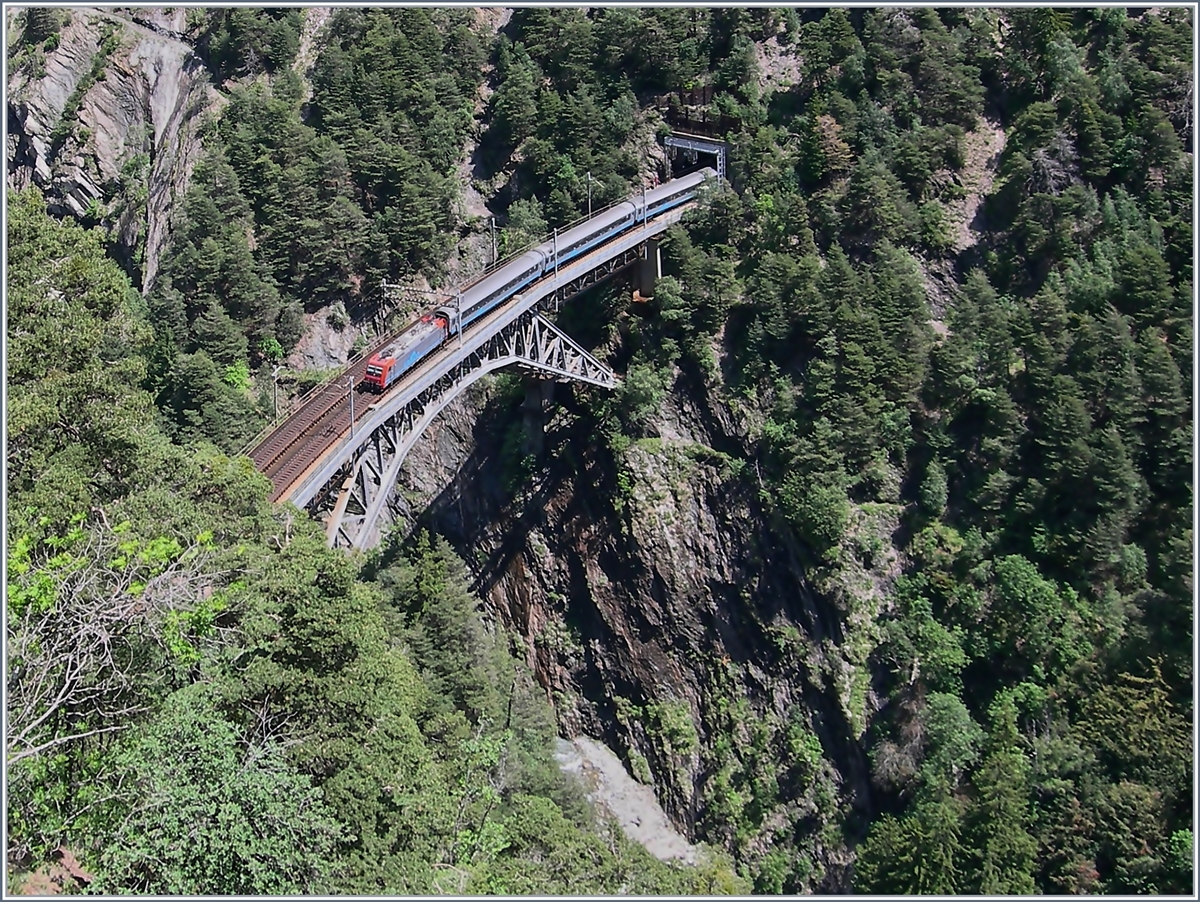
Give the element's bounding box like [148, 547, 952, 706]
[245, 251, 539, 502]
[248, 334, 393, 502]
[247, 183, 706, 506]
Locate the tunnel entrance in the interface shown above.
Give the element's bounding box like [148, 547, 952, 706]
[657, 87, 732, 181]
[663, 131, 728, 181]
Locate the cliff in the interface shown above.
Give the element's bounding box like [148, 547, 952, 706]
[394, 355, 894, 891]
[6, 7, 215, 289]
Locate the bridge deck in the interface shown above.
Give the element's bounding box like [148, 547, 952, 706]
[250, 200, 696, 507]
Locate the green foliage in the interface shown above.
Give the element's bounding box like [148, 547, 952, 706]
[618, 361, 671, 428]
[1162, 829, 1194, 894]
[7, 189, 157, 522]
[882, 580, 968, 693]
[91, 684, 345, 894]
[5, 510, 246, 868]
[779, 470, 849, 557]
[855, 784, 967, 893]
[981, 555, 1092, 687]
[966, 695, 1038, 893]
[919, 200, 955, 251]
[200, 8, 303, 80]
[919, 458, 949, 517]
[10, 8, 1195, 896]
[645, 699, 699, 756]
[377, 532, 503, 727]
[304, 8, 473, 278]
[223, 359, 251, 390]
[499, 196, 548, 256]
[22, 8, 65, 45]
[144, 9, 487, 449]
[259, 336, 284, 361]
[158, 351, 264, 452]
[920, 692, 985, 789]
[1079, 663, 1191, 812]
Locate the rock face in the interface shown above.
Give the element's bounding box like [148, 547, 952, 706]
[555, 735, 701, 865]
[6, 7, 215, 289]
[396, 356, 882, 890]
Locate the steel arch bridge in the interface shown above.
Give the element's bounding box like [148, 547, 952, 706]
[317, 311, 615, 549]
[250, 187, 702, 550]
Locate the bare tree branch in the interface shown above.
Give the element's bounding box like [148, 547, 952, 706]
[6, 522, 231, 766]
[7, 724, 131, 766]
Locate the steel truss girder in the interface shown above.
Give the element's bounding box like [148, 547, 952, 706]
[319, 311, 616, 550]
[539, 243, 646, 311]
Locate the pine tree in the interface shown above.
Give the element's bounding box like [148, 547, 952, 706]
[1083, 663, 1191, 809]
[1135, 327, 1189, 505]
[1081, 426, 1143, 572]
[967, 274, 1016, 390]
[855, 781, 966, 895]
[1075, 98, 1113, 182]
[1071, 307, 1146, 449]
[967, 694, 1038, 893]
[1116, 241, 1174, 333]
[489, 45, 539, 152]
[833, 339, 883, 472]
[870, 243, 933, 403]
[23, 8, 63, 44]
[1032, 373, 1092, 484]
[191, 303, 250, 366]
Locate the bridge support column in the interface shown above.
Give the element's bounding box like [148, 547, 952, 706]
[635, 238, 662, 300]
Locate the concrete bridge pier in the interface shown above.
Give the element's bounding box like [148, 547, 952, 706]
[634, 237, 662, 300]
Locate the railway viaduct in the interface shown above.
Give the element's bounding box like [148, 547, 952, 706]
[243, 165, 721, 551]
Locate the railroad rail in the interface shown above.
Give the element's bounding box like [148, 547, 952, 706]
[246, 171, 714, 541]
[248, 333, 392, 502]
[242, 198, 660, 495]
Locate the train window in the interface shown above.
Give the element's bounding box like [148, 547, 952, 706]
[502, 266, 535, 294]
[366, 366, 382, 376]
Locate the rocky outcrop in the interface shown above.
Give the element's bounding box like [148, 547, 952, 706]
[292, 6, 332, 103]
[394, 355, 883, 891]
[555, 735, 701, 865]
[6, 7, 216, 289]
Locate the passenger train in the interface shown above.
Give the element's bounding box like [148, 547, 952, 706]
[362, 168, 716, 392]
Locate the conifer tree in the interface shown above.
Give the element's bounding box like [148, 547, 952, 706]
[967, 694, 1038, 894]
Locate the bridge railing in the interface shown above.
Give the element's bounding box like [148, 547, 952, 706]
[238, 183, 687, 458]
[283, 199, 698, 511]
[456, 191, 643, 289]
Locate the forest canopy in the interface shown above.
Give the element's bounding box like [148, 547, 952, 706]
[5, 6, 1194, 896]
